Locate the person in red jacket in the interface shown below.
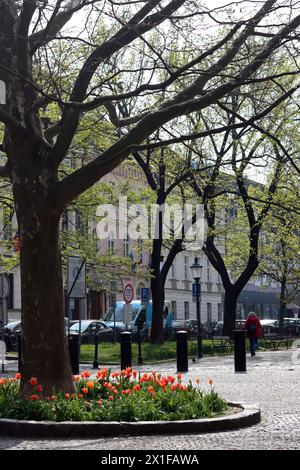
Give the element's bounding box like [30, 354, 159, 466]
[244, 312, 262, 356]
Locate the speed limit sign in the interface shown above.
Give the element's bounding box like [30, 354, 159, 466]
[123, 283, 134, 304]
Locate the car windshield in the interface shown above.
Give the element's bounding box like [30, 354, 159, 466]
[70, 321, 94, 333]
[5, 322, 20, 330]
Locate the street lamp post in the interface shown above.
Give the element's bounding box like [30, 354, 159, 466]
[191, 256, 203, 359]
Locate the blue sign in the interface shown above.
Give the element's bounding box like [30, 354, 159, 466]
[192, 283, 201, 297]
[141, 287, 150, 302]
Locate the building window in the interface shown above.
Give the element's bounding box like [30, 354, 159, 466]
[136, 283, 145, 299]
[184, 301, 189, 320]
[218, 303, 223, 321]
[264, 304, 271, 318]
[123, 235, 130, 258]
[207, 261, 211, 282]
[171, 301, 177, 320]
[75, 210, 81, 230]
[207, 303, 212, 323]
[108, 232, 115, 254]
[137, 238, 143, 264]
[171, 261, 176, 279]
[7, 273, 14, 310]
[92, 228, 100, 252]
[62, 211, 69, 231]
[184, 256, 189, 280]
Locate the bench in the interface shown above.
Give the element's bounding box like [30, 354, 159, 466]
[263, 334, 291, 350]
[211, 336, 233, 355]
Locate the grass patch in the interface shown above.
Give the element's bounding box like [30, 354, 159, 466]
[80, 337, 294, 364]
[80, 340, 218, 364]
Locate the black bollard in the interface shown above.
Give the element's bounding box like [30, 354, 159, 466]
[17, 333, 22, 374]
[68, 334, 80, 375]
[120, 331, 132, 370]
[234, 329, 246, 373]
[93, 332, 99, 369]
[177, 330, 188, 373]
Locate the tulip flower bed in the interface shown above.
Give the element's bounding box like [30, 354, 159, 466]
[0, 369, 227, 422]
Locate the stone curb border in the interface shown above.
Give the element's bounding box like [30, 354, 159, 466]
[0, 403, 260, 438]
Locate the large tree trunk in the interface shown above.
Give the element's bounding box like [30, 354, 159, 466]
[223, 288, 239, 337]
[12, 152, 75, 396]
[279, 279, 287, 330]
[150, 275, 165, 344]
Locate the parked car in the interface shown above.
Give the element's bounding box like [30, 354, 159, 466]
[211, 321, 224, 336]
[184, 320, 209, 339]
[210, 319, 246, 336]
[282, 318, 300, 336]
[0, 321, 21, 352]
[69, 320, 114, 344]
[260, 319, 279, 335]
[64, 318, 80, 332]
[170, 320, 193, 340]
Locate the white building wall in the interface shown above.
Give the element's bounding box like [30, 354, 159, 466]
[164, 250, 224, 322]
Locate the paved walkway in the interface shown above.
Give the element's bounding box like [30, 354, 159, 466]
[1, 348, 300, 450]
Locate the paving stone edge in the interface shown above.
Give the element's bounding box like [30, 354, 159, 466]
[0, 403, 260, 438]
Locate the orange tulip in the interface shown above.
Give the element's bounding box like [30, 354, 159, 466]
[81, 371, 91, 379]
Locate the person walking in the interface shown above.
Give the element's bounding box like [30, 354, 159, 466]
[244, 312, 261, 356]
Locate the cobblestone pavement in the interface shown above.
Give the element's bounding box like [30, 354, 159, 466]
[1, 348, 300, 450]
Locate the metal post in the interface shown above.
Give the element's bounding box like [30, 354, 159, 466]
[196, 279, 203, 359]
[93, 332, 99, 369]
[120, 331, 132, 370]
[177, 330, 188, 372]
[137, 327, 143, 365]
[234, 329, 246, 373]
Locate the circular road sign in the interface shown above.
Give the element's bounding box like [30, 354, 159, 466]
[123, 283, 134, 304]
